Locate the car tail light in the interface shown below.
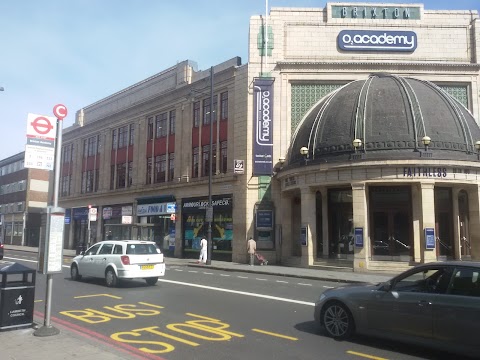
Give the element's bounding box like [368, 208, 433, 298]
[0, 244, 4, 248]
[121, 255, 130, 265]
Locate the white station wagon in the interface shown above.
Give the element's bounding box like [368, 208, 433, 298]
[70, 240, 166, 287]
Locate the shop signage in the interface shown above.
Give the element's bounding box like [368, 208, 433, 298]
[103, 207, 113, 220]
[338, 30, 417, 52]
[137, 202, 176, 216]
[256, 210, 273, 230]
[425, 228, 435, 250]
[332, 5, 420, 20]
[403, 167, 447, 178]
[234, 159, 245, 174]
[182, 197, 232, 210]
[252, 78, 274, 175]
[355, 227, 364, 248]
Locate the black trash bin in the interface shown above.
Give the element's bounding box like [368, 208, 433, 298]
[0, 262, 36, 331]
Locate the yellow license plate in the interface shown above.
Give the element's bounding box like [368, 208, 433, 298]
[141, 265, 154, 270]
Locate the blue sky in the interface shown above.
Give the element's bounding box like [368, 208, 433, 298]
[1, 0, 479, 160]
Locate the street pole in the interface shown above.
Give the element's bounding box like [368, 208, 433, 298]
[206, 66, 214, 265]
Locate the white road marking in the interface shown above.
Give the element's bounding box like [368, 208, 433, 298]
[298, 283, 312, 286]
[238, 276, 248, 279]
[276, 280, 288, 283]
[203, 272, 214, 275]
[256, 278, 267, 281]
[158, 279, 315, 306]
[220, 274, 230, 277]
[174, 269, 183, 271]
[7, 256, 316, 307]
[323, 285, 335, 289]
[188, 271, 198, 273]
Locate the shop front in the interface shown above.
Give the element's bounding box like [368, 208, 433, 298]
[135, 196, 176, 256]
[181, 195, 233, 261]
[102, 204, 133, 241]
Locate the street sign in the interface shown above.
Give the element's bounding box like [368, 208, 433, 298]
[53, 104, 68, 120]
[25, 113, 57, 170]
[234, 159, 245, 174]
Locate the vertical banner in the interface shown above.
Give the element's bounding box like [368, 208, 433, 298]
[253, 78, 274, 175]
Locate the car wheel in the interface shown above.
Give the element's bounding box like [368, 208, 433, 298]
[145, 277, 158, 286]
[321, 301, 354, 340]
[70, 264, 82, 281]
[105, 268, 118, 287]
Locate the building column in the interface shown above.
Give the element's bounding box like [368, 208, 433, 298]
[468, 184, 480, 260]
[300, 186, 316, 266]
[411, 184, 422, 263]
[280, 193, 293, 263]
[420, 182, 436, 263]
[352, 183, 369, 272]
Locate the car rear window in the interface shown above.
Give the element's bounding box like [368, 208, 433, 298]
[126, 244, 160, 255]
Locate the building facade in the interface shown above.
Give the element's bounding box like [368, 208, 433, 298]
[249, 2, 480, 271]
[0, 152, 49, 247]
[45, 1, 480, 272]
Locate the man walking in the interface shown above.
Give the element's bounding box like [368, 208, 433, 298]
[247, 236, 256, 266]
[198, 237, 208, 264]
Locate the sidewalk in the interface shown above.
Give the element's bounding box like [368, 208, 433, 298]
[0, 245, 394, 359]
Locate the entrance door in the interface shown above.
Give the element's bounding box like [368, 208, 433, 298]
[372, 210, 411, 260]
[370, 186, 412, 261]
[434, 188, 453, 260]
[458, 191, 471, 260]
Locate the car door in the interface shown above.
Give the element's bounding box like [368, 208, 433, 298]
[366, 266, 446, 340]
[433, 266, 480, 354]
[93, 243, 114, 277]
[77, 243, 101, 277]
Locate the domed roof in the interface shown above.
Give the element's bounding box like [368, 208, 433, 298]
[288, 74, 480, 165]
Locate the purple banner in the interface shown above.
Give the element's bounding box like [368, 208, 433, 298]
[253, 78, 274, 175]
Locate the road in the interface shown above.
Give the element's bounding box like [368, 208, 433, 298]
[2, 250, 464, 360]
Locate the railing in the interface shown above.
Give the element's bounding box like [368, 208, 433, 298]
[391, 236, 411, 249]
[436, 237, 452, 251]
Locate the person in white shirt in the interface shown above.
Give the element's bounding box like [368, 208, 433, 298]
[198, 237, 208, 264]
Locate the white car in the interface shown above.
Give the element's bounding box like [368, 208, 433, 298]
[70, 240, 166, 287]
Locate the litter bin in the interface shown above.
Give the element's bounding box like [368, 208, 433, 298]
[0, 262, 36, 331]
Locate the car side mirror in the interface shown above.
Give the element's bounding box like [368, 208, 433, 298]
[80, 251, 85, 256]
[381, 281, 392, 292]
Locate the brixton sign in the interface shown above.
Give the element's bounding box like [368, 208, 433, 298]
[338, 30, 417, 52]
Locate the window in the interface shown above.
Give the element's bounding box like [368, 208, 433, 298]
[450, 267, 480, 297]
[156, 113, 167, 138]
[61, 175, 71, 196]
[117, 163, 127, 188]
[84, 135, 98, 156]
[118, 125, 128, 149]
[155, 155, 166, 183]
[85, 244, 101, 256]
[394, 267, 450, 294]
[113, 245, 123, 254]
[129, 124, 135, 145]
[169, 110, 176, 135]
[110, 165, 115, 190]
[220, 91, 228, 120]
[203, 99, 211, 125]
[99, 244, 114, 255]
[112, 129, 117, 149]
[168, 153, 175, 181]
[147, 117, 154, 140]
[193, 101, 200, 127]
[146, 157, 153, 184]
[128, 161, 133, 187]
[202, 145, 215, 177]
[81, 170, 98, 193]
[16, 202, 24, 212]
[220, 141, 227, 173]
[192, 147, 199, 178]
[62, 144, 73, 163]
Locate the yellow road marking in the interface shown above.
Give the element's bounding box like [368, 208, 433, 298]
[34, 300, 43, 303]
[74, 294, 122, 299]
[347, 350, 389, 360]
[251, 328, 298, 341]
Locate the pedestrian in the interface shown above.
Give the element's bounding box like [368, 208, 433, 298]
[198, 237, 207, 264]
[247, 236, 256, 266]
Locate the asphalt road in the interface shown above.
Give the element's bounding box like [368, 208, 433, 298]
[2, 250, 470, 360]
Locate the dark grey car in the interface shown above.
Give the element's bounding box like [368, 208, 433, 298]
[314, 261, 480, 358]
[0, 240, 3, 260]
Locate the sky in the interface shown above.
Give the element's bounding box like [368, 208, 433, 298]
[1, 0, 479, 160]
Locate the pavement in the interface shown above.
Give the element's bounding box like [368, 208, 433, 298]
[1, 244, 394, 359]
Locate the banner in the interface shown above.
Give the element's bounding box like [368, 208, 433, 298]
[252, 78, 274, 175]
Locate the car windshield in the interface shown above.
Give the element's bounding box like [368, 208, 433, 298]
[126, 243, 160, 255]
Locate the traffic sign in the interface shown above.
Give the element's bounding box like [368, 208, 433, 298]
[26, 113, 57, 140]
[53, 104, 68, 120]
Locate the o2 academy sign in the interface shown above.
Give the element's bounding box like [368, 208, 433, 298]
[338, 30, 417, 52]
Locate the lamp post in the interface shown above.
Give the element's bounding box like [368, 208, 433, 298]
[300, 146, 309, 165]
